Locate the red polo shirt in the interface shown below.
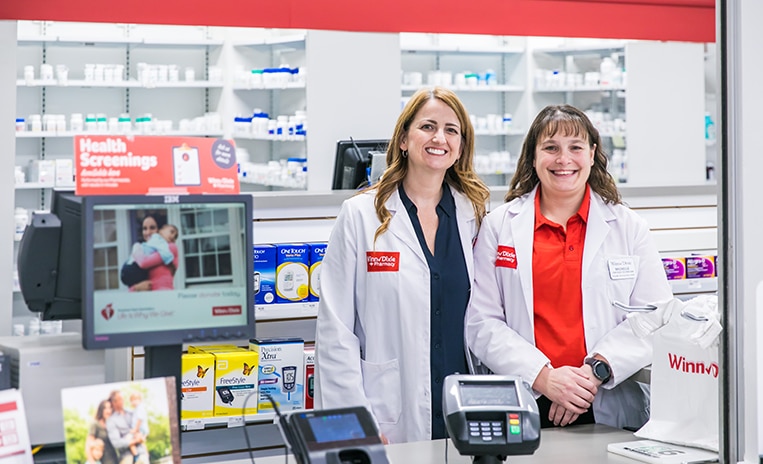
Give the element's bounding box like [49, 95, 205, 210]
[532, 185, 591, 368]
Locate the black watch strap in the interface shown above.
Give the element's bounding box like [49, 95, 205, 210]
[585, 358, 612, 383]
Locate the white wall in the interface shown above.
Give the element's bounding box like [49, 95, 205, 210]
[305, 30, 402, 191]
[626, 42, 706, 186]
[0, 22, 17, 336]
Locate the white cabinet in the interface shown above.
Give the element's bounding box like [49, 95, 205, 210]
[400, 33, 529, 185]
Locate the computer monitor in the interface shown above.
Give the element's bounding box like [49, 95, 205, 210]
[332, 138, 389, 190]
[17, 190, 84, 321]
[81, 194, 254, 350]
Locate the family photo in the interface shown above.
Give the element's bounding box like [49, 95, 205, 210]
[61, 378, 179, 464]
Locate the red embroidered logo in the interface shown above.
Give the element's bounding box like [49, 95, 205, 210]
[101, 303, 115, 321]
[668, 352, 719, 378]
[366, 251, 400, 272]
[496, 246, 517, 269]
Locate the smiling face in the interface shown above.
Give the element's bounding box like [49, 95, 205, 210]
[400, 98, 462, 179]
[534, 128, 595, 201]
[141, 216, 158, 242]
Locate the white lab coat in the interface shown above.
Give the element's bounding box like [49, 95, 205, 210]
[315, 186, 479, 443]
[466, 187, 672, 429]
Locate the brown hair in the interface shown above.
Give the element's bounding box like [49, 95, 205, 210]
[369, 87, 490, 244]
[505, 104, 621, 204]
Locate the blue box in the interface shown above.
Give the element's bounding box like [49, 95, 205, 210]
[275, 243, 310, 303]
[308, 243, 327, 302]
[253, 244, 277, 305]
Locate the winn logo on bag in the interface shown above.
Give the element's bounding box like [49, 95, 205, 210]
[668, 353, 719, 378]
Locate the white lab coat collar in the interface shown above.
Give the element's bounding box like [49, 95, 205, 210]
[507, 185, 616, 324]
[385, 184, 477, 280]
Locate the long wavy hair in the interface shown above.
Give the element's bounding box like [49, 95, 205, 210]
[505, 104, 621, 204]
[369, 87, 490, 245]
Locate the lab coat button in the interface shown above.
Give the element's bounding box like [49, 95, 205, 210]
[433, 273, 440, 280]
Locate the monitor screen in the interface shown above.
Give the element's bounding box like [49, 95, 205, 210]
[332, 139, 389, 190]
[80, 194, 254, 349]
[459, 381, 519, 407]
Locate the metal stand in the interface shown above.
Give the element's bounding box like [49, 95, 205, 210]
[472, 456, 506, 464]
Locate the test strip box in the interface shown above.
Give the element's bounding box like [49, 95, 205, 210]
[249, 337, 305, 412]
[191, 346, 258, 417]
[304, 346, 315, 410]
[180, 352, 215, 419]
[254, 244, 277, 305]
[307, 243, 326, 302]
[275, 244, 310, 303]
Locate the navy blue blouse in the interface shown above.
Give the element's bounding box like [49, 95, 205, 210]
[399, 183, 470, 440]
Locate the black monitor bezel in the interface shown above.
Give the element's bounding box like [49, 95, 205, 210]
[331, 139, 389, 190]
[81, 193, 255, 350]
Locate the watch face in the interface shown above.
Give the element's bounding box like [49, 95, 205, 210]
[594, 361, 611, 381]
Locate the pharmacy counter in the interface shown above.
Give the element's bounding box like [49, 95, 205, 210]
[216, 424, 641, 464]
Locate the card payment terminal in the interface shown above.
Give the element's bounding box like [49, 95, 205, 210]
[443, 374, 541, 463]
[277, 406, 390, 464]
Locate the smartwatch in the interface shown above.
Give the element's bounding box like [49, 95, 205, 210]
[585, 358, 612, 384]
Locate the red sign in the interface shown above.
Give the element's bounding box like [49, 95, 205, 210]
[74, 135, 239, 195]
[496, 246, 517, 269]
[366, 251, 400, 272]
[212, 305, 243, 316]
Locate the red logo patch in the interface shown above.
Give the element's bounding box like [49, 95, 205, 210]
[101, 303, 115, 320]
[496, 246, 517, 269]
[366, 251, 400, 272]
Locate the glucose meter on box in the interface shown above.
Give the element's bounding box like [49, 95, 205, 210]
[443, 374, 541, 463]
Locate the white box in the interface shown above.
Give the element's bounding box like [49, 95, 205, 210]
[54, 159, 75, 187]
[28, 160, 56, 186]
[249, 338, 304, 412]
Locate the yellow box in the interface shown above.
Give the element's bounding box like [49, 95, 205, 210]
[187, 344, 243, 354]
[211, 349, 259, 416]
[181, 352, 215, 419]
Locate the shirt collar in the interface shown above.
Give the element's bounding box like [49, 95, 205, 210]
[534, 184, 591, 230]
[398, 182, 454, 217]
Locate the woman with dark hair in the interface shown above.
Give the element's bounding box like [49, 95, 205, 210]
[123, 213, 179, 291]
[466, 104, 672, 430]
[315, 87, 490, 444]
[85, 399, 118, 464]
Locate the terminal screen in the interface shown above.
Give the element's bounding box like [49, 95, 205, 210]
[308, 413, 367, 443]
[459, 381, 519, 407]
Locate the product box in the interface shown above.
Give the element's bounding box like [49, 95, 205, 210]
[249, 337, 305, 412]
[275, 243, 310, 303]
[304, 346, 315, 410]
[180, 352, 215, 419]
[253, 244, 277, 305]
[661, 257, 686, 280]
[54, 159, 75, 187]
[307, 243, 327, 302]
[686, 255, 716, 279]
[191, 347, 258, 417]
[187, 344, 242, 354]
[28, 160, 56, 186]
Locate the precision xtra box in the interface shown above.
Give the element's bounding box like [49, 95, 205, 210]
[304, 346, 315, 410]
[180, 352, 215, 419]
[250, 338, 305, 412]
[253, 244, 276, 305]
[307, 243, 326, 302]
[190, 346, 258, 416]
[275, 243, 310, 303]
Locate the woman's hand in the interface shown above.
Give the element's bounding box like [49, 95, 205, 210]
[131, 280, 152, 292]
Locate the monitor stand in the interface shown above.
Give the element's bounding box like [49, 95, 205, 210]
[144, 344, 182, 433]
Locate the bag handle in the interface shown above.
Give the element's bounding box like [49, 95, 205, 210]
[613, 300, 709, 322]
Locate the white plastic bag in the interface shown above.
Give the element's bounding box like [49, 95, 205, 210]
[626, 295, 721, 452]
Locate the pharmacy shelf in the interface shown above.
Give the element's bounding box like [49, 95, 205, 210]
[18, 35, 223, 47]
[401, 84, 524, 93]
[402, 44, 524, 54]
[232, 34, 306, 48]
[475, 128, 526, 136]
[232, 82, 306, 91]
[669, 277, 718, 296]
[234, 134, 306, 142]
[532, 43, 629, 55]
[534, 85, 626, 93]
[181, 412, 276, 431]
[16, 79, 223, 89]
[17, 130, 225, 138]
[14, 182, 57, 190]
[255, 302, 318, 321]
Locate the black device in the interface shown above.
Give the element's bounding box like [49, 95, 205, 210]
[217, 386, 235, 405]
[277, 406, 390, 464]
[332, 138, 389, 190]
[585, 358, 612, 384]
[443, 374, 541, 464]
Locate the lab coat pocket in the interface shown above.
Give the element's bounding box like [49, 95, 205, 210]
[360, 358, 402, 424]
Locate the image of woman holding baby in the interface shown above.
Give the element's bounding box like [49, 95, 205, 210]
[121, 214, 180, 291]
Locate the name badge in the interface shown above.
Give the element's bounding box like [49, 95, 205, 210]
[366, 251, 400, 272]
[496, 246, 517, 269]
[607, 257, 637, 280]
